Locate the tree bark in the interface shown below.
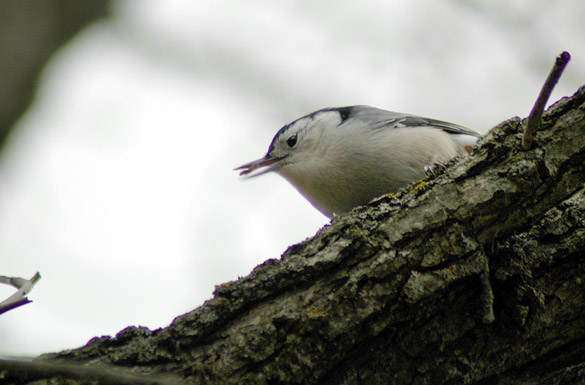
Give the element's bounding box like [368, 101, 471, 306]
[2, 86, 585, 385]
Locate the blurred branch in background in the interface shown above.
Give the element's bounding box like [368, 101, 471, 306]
[0, 0, 109, 149]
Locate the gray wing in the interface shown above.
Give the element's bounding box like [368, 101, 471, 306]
[345, 105, 482, 138]
[395, 116, 482, 137]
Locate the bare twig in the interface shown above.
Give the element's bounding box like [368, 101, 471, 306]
[0, 272, 41, 315]
[522, 51, 571, 150]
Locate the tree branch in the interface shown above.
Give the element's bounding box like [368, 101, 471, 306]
[3, 85, 585, 384]
[0, 272, 41, 315]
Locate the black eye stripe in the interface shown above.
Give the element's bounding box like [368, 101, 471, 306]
[286, 134, 298, 147]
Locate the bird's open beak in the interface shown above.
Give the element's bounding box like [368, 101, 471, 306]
[235, 155, 286, 178]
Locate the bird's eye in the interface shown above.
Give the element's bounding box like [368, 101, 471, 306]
[338, 107, 351, 122]
[286, 134, 298, 148]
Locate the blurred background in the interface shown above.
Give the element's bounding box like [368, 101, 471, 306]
[0, 0, 583, 357]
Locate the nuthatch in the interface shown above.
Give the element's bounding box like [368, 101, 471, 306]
[236, 106, 481, 218]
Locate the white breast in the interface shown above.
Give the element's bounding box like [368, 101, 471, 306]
[279, 126, 477, 218]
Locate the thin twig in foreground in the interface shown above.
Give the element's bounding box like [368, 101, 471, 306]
[522, 51, 571, 150]
[0, 272, 41, 315]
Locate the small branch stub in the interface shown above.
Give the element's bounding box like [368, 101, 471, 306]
[0, 272, 41, 315]
[522, 51, 571, 150]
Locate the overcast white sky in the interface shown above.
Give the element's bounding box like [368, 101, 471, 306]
[1, 0, 584, 357]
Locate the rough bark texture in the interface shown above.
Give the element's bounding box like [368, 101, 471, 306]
[2, 86, 585, 384]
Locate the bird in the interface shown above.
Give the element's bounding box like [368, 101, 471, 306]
[236, 106, 481, 219]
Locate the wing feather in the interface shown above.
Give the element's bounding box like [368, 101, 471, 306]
[342, 106, 482, 138]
